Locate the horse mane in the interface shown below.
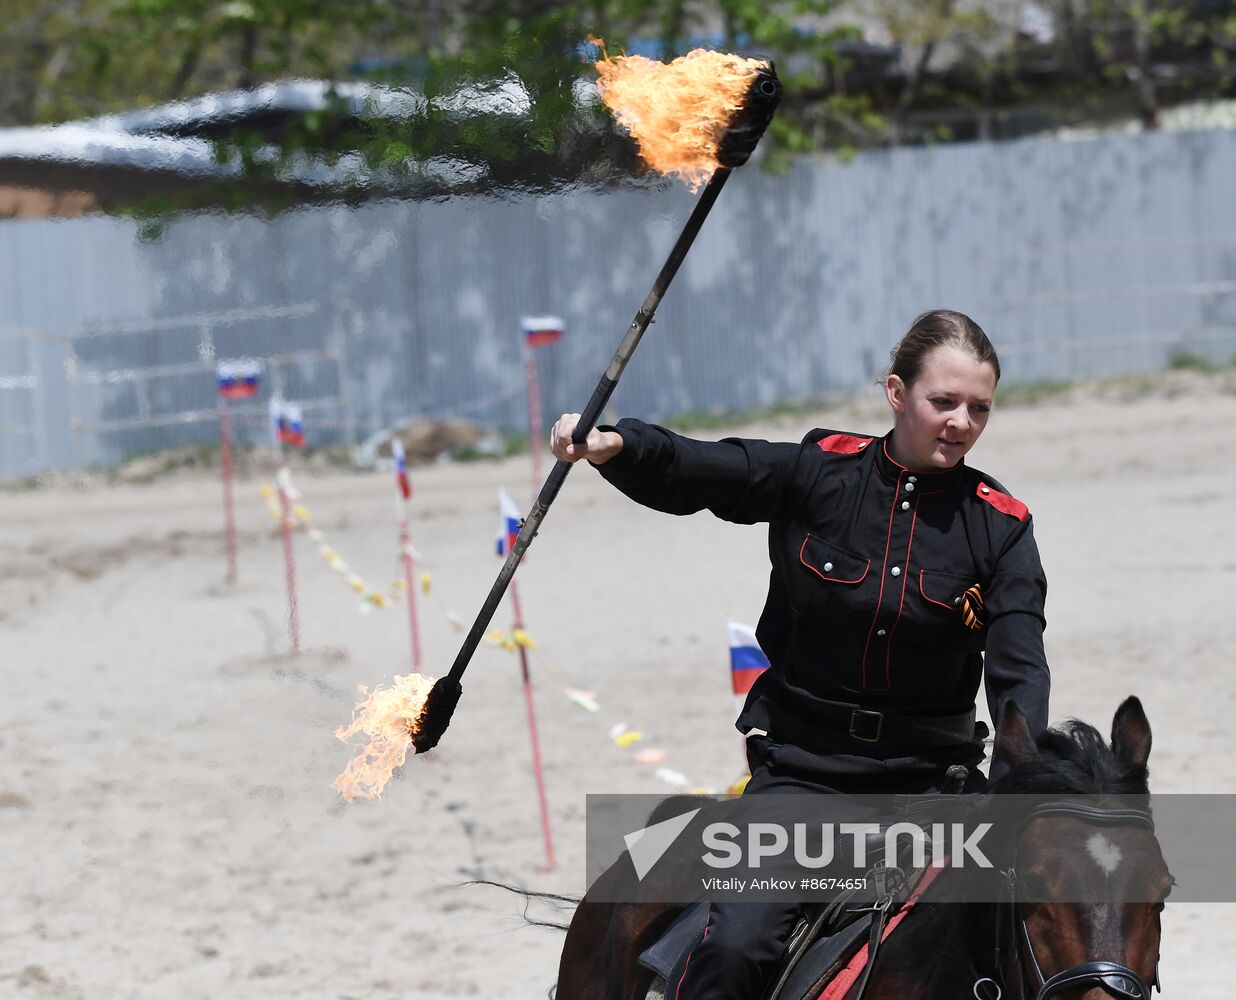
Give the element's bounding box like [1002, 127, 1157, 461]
[989, 718, 1149, 796]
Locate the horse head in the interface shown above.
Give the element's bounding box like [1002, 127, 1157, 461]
[987, 697, 1174, 1000]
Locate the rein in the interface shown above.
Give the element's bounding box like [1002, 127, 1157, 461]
[979, 801, 1160, 1000]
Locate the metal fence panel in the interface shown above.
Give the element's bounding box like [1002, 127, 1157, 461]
[3, 126, 1236, 480]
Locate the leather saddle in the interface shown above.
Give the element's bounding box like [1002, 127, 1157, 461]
[638, 826, 932, 1000]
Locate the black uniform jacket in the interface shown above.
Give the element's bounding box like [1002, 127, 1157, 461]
[596, 418, 1050, 768]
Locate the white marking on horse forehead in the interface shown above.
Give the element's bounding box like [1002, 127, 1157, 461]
[1087, 832, 1122, 875]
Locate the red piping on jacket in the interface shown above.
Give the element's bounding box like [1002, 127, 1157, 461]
[673, 913, 713, 1000]
[799, 536, 870, 585]
[918, 569, 959, 611]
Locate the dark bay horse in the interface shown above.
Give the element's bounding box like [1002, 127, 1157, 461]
[556, 697, 1172, 1000]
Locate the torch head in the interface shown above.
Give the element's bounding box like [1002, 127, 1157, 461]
[716, 63, 782, 169]
[409, 675, 463, 753]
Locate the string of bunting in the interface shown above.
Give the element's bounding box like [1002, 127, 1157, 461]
[553, 621, 769, 795]
[259, 479, 406, 611]
[257, 469, 463, 626]
[562, 687, 745, 794]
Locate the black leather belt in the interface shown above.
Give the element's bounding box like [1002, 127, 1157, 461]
[807, 699, 978, 747]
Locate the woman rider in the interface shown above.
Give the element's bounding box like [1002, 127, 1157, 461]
[550, 309, 1049, 1000]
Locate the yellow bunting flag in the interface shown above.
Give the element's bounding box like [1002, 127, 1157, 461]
[483, 627, 537, 654]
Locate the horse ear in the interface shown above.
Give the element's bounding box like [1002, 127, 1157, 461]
[994, 703, 1038, 770]
[1111, 695, 1152, 770]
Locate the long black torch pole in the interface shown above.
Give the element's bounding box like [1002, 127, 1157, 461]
[412, 167, 732, 752]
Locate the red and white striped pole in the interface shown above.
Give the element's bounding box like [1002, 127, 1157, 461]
[508, 579, 555, 871]
[218, 398, 238, 585]
[520, 316, 563, 505]
[391, 439, 423, 672]
[271, 398, 301, 656]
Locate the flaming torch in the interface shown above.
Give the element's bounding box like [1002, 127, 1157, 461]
[336, 46, 780, 789]
[411, 49, 780, 751]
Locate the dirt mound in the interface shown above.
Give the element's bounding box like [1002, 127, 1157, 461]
[374, 418, 499, 465]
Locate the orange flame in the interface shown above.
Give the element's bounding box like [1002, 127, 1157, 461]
[333, 672, 434, 802]
[594, 42, 766, 191]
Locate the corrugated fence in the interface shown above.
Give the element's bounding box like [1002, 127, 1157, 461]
[2, 126, 1236, 480]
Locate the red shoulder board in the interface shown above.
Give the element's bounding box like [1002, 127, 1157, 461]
[976, 482, 1029, 522]
[817, 433, 873, 455]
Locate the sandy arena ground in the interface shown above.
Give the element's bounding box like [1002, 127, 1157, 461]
[2, 375, 1234, 998]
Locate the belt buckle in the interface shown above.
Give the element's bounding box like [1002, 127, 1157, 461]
[849, 709, 884, 743]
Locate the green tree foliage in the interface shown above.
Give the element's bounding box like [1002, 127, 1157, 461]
[1, 0, 415, 124]
[1049, 0, 1236, 128]
[4, 0, 1236, 211]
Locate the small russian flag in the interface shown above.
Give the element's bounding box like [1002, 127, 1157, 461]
[728, 620, 770, 696]
[496, 488, 522, 557]
[280, 403, 305, 448]
[391, 439, 411, 500]
[270, 399, 306, 449]
[217, 358, 262, 398]
[520, 315, 565, 347]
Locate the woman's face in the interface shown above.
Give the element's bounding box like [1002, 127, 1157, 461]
[885, 344, 997, 470]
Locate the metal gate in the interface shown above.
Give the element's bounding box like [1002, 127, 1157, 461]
[57, 301, 356, 469]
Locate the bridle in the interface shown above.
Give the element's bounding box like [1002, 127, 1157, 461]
[978, 801, 1161, 1000]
